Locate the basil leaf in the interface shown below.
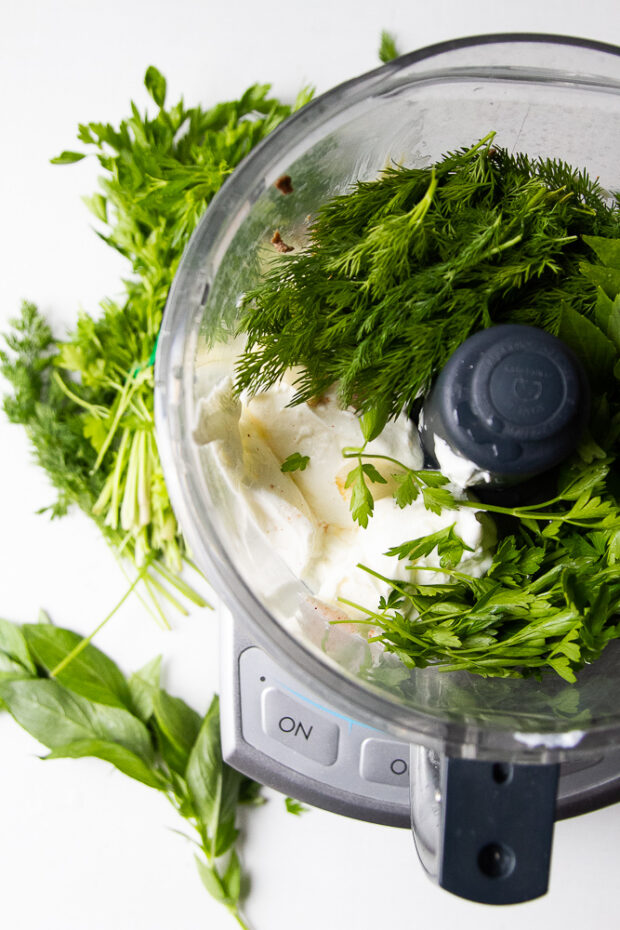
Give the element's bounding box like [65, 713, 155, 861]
[594, 289, 620, 352]
[238, 776, 264, 805]
[0, 617, 36, 673]
[153, 688, 201, 774]
[186, 695, 244, 853]
[128, 655, 162, 721]
[23, 624, 132, 710]
[0, 678, 153, 762]
[185, 695, 223, 826]
[169, 769, 194, 818]
[195, 857, 229, 904]
[580, 260, 620, 301]
[46, 740, 163, 789]
[223, 849, 242, 904]
[214, 817, 240, 858]
[0, 653, 32, 682]
[360, 399, 390, 442]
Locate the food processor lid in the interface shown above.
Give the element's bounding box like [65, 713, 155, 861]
[155, 33, 620, 762]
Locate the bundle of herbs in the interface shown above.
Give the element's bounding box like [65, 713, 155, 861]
[1, 39, 404, 926]
[0, 615, 261, 929]
[1, 67, 313, 626]
[235, 133, 620, 682]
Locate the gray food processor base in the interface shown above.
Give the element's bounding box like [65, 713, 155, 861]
[220, 611, 620, 828]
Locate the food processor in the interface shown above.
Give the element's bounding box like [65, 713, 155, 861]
[155, 35, 620, 905]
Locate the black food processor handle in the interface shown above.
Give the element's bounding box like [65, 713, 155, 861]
[410, 748, 560, 905]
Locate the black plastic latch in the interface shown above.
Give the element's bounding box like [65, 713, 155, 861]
[438, 758, 559, 904]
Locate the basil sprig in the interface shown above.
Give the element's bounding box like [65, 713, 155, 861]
[0, 618, 261, 928]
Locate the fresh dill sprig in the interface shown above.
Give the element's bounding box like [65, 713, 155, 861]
[235, 134, 620, 420]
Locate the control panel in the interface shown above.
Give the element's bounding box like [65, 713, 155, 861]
[219, 610, 620, 826]
[219, 612, 411, 827]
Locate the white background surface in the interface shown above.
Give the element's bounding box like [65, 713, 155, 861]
[2, 2, 620, 928]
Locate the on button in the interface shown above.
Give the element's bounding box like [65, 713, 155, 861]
[261, 687, 339, 765]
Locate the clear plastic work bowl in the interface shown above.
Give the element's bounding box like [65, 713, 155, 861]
[155, 34, 620, 763]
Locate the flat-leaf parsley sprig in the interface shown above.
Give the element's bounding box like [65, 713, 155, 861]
[340, 443, 620, 682]
[336, 425, 620, 682]
[340, 402, 453, 527]
[341, 442, 450, 527]
[342, 512, 620, 683]
[280, 452, 311, 473]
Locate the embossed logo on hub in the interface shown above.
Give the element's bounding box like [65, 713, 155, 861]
[513, 378, 542, 402]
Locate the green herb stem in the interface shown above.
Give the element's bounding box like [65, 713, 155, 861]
[51, 371, 107, 417]
[50, 563, 150, 677]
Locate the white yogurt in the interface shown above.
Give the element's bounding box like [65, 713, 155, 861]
[193, 373, 492, 619]
[432, 435, 493, 488]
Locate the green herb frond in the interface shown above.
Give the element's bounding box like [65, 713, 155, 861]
[3, 68, 313, 622]
[235, 136, 618, 419]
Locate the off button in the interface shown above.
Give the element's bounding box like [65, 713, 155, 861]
[261, 687, 339, 766]
[360, 738, 410, 787]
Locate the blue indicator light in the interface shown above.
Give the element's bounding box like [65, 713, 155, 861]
[276, 679, 381, 732]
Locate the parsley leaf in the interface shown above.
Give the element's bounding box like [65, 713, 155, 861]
[386, 526, 474, 569]
[342, 441, 455, 526]
[344, 464, 376, 528]
[49, 150, 86, 165]
[280, 452, 310, 472]
[392, 471, 420, 508]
